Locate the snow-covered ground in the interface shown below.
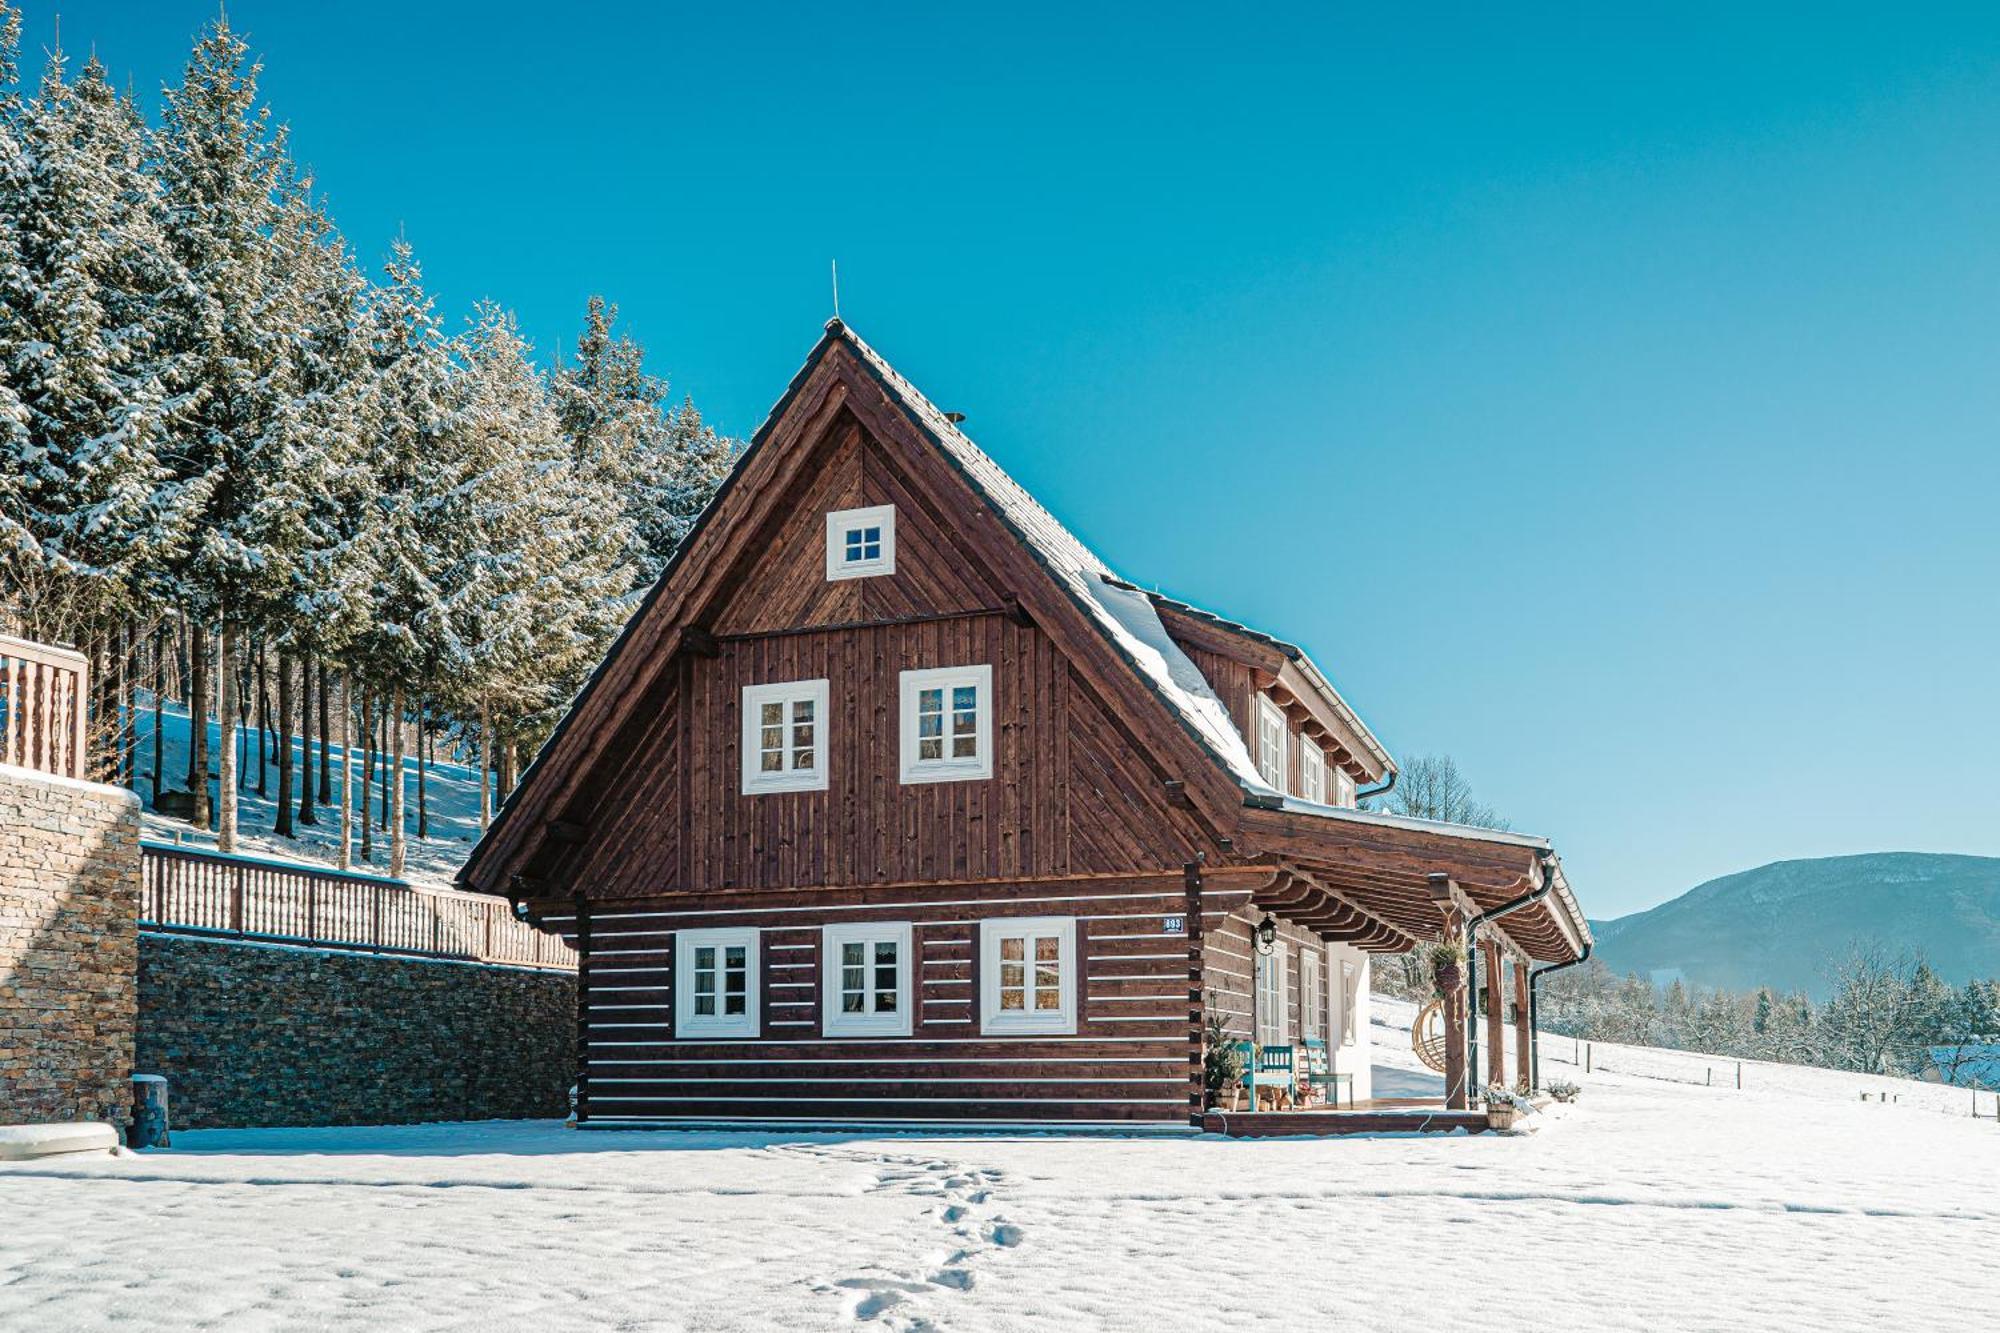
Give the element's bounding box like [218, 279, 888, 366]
[130, 698, 484, 889]
[6, 1005, 1997, 1330]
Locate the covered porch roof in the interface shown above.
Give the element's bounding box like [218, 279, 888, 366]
[1234, 798, 1591, 964]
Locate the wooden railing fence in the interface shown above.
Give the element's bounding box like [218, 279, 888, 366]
[0, 633, 88, 779]
[140, 842, 575, 970]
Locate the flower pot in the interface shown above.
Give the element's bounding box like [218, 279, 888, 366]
[1433, 962, 1463, 996]
[1486, 1104, 1520, 1131]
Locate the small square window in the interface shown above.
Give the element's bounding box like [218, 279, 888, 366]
[900, 665, 993, 783]
[676, 927, 760, 1039]
[822, 921, 913, 1037]
[741, 679, 830, 794]
[826, 504, 895, 580]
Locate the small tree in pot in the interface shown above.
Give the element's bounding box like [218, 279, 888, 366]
[1203, 996, 1245, 1110]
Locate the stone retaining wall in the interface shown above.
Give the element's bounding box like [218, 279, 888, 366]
[137, 933, 574, 1129]
[0, 764, 141, 1126]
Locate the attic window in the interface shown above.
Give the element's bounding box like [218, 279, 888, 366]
[1254, 694, 1288, 792]
[1332, 768, 1357, 810]
[1298, 736, 1326, 805]
[826, 504, 896, 580]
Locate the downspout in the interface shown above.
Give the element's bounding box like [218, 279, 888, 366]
[1528, 943, 1592, 1093]
[1354, 766, 1396, 807]
[1461, 855, 1555, 1099]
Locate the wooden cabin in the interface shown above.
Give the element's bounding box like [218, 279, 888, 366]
[459, 321, 1592, 1130]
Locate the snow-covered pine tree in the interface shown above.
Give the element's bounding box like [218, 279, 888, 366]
[0, 3, 35, 606]
[356, 235, 457, 876]
[554, 295, 732, 587]
[153, 15, 293, 848]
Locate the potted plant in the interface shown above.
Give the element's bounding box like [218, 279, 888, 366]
[1427, 937, 1467, 998]
[1484, 1083, 1529, 1131]
[1202, 998, 1245, 1110]
[1547, 1078, 1580, 1104]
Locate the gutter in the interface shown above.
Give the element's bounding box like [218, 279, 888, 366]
[1355, 767, 1396, 806]
[1461, 853, 1557, 1099]
[1527, 943, 1593, 1093]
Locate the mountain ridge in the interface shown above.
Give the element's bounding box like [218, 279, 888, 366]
[1587, 851, 2000, 998]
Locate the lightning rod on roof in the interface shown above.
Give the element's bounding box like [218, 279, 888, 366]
[831, 260, 841, 320]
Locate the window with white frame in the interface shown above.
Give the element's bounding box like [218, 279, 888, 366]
[825, 504, 896, 580]
[740, 679, 829, 794]
[1299, 946, 1322, 1040]
[1332, 767, 1357, 810]
[822, 921, 913, 1037]
[675, 927, 760, 1038]
[900, 665, 993, 784]
[1254, 938, 1288, 1046]
[1298, 737, 1326, 805]
[1254, 694, 1288, 792]
[979, 917, 1076, 1035]
[1339, 956, 1361, 1046]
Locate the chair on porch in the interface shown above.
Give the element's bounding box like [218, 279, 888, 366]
[1231, 1041, 1297, 1111]
[1301, 1038, 1355, 1110]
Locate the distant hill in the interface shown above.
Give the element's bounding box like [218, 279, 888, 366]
[1589, 853, 2000, 998]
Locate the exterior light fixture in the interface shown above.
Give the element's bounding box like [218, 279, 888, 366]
[1255, 914, 1278, 956]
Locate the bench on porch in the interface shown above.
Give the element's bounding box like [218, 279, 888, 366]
[1301, 1038, 1355, 1109]
[1230, 1042, 1298, 1111]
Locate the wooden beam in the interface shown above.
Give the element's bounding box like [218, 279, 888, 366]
[680, 626, 720, 658]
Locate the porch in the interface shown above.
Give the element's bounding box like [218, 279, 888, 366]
[1202, 1101, 1496, 1137]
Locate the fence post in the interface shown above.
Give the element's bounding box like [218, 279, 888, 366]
[371, 883, 382, 953]
[1736, 1062, 1742, 1090]
[305, 877, 318, 946]
[1586, 1042, 1592, 1073]
[229, 860, 244, 936]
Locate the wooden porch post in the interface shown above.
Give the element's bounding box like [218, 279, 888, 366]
[1483, 938, 1506, 1091]
[1512, 957, 1532, 1092]
[1429, 874, 1469, 1111]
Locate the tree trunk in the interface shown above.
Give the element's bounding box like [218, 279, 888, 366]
[338, 671, 352, 870]
[151, 625, 165, 802]
[188, 618, 209, 830]
[317, 656, 332, 804]
[359, 689, 374, 863]
[389, 682, 407, 878]
[297, 650, 317, 826]
[416, 696, 429, 841]
[378, 699, 389, 831]
[121, 621, 137, 788]
[478, 696, 491, 830]
[274, 650, 295, 837]
[254, 641, 269, 797]
[217, 619, 238, 852]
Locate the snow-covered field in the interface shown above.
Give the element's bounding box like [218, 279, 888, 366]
[6, 1005, 1997, 1331]
[131, 698, 483, 889]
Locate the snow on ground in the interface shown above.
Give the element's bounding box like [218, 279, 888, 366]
[6, 1008, 1997, 1331]
[131, 698, 482, 889]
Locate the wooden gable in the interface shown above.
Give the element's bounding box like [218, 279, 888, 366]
[462, 325, 1244, 902]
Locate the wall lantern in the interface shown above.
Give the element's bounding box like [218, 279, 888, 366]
[1255, 914, 1279, 956]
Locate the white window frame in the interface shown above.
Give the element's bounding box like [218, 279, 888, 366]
[675, 927, 760, 1039]
[1298, 736, 1326, 805]
[899, 664, 994, 784]
[978, 916, 1077, 1035]
[1332, 767, 1357, 810]
[1254, 694, 1288, 793]
[825, 504, 896, 580]
[740, 678, 830, 795]
[821, 921, 914, 1038]
[1254, 938, 1288, 1046]
[1300, 946, 1322, 1041]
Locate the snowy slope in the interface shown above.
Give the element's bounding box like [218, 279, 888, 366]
[5, 1007, 1997, 1330]
[130, 699, 483, 889]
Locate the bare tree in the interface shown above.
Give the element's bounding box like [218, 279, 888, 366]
[1381, 753, 1509, 830]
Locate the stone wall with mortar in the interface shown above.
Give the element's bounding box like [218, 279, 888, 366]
[137, 933, 574, 1128]
[0, 764, 141, 1126]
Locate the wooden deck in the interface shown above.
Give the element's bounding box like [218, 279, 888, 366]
[1203, 1099, 1493, 1137]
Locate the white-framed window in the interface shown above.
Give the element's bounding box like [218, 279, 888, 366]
[822, 921, 913, 1037]
[1254, 937, 1288, 1046]
[1332, 768, 1357, 810]
[740, 679, 829, 794]
[1300, 946, 1322, 1040]
[979, 916, 1076, 1035]
[899, 665, 993, 784]
[1254, 694, 1288, 792]
[825, 504, 896, 580]
[1339, 956, 1361, 1047]
[675, 927, 760, 1039]
[1298, 736, 1326, 805]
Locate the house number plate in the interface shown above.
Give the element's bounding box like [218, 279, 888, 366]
[1161, 915, 1186, 935]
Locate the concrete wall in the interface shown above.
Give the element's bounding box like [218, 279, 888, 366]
[137, 933, 574, 1129]
[0, 764, 141, 1126]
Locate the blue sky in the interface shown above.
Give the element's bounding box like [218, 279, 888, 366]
[23, 3, 2000, 916]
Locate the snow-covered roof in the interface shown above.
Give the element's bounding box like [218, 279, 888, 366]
[836, 321, 1286, 799]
